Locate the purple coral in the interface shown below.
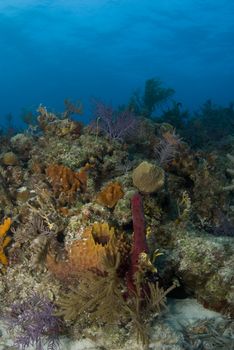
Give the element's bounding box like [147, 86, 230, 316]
[92, 100, 139, 141]
[3, 293, 63, 350]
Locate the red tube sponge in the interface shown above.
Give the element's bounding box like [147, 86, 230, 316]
[127, 193, 148, 293]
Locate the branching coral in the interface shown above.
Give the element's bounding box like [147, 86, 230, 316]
[37, 104, 82, 136]
[63, 98, 83, 118]
[56, 236, 175, 347]
[128, 78, 174, 118]
[176, 190, 191, 224]
[56, 242, 126, 325]
[0, 217, 12, 268]
[154, 129, 182, 166]
[123, 281, 176, 346]
[3, 293, 63, 350]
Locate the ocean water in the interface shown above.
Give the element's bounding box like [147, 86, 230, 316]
[0, 0, 233, 129]
[0, 2, 233, 350]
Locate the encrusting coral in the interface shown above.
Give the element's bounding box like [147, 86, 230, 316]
[46, 163, 91, 205]
[0, 217, 12, 267]
[96, 181, 124, 208]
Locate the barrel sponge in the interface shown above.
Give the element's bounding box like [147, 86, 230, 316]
[132, 161, 165, 194]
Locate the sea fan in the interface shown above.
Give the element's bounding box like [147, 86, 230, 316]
[2, 293, 63, 350]
[92, 100, 139, 141]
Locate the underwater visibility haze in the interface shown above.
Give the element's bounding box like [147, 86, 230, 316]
[0, 0, 234, 126]
[0, 1, 234, 350]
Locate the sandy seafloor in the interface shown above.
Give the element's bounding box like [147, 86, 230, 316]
[0, 298, 233, 350]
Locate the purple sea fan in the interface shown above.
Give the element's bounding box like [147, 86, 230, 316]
[2, 293, 63, 350]
[154, 129, 182, 166]
[92, 100, 139, 141]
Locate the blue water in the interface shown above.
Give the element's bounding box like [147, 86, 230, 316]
[0, 0, 233, 129]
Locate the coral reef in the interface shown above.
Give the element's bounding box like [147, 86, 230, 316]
[157, 223, 234, 316]
[37, 104, 83, 137]
[0, 101, 233, 349]
[56, 234, 175, 347]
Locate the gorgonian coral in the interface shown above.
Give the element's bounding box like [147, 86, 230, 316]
[154, 129, 182, 166]
[3, 293, 63, 350]
[92, 100, 139, 141]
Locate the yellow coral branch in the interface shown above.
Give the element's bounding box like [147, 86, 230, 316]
[0, 217, 12, 267]
[0, 218, 11, 237]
